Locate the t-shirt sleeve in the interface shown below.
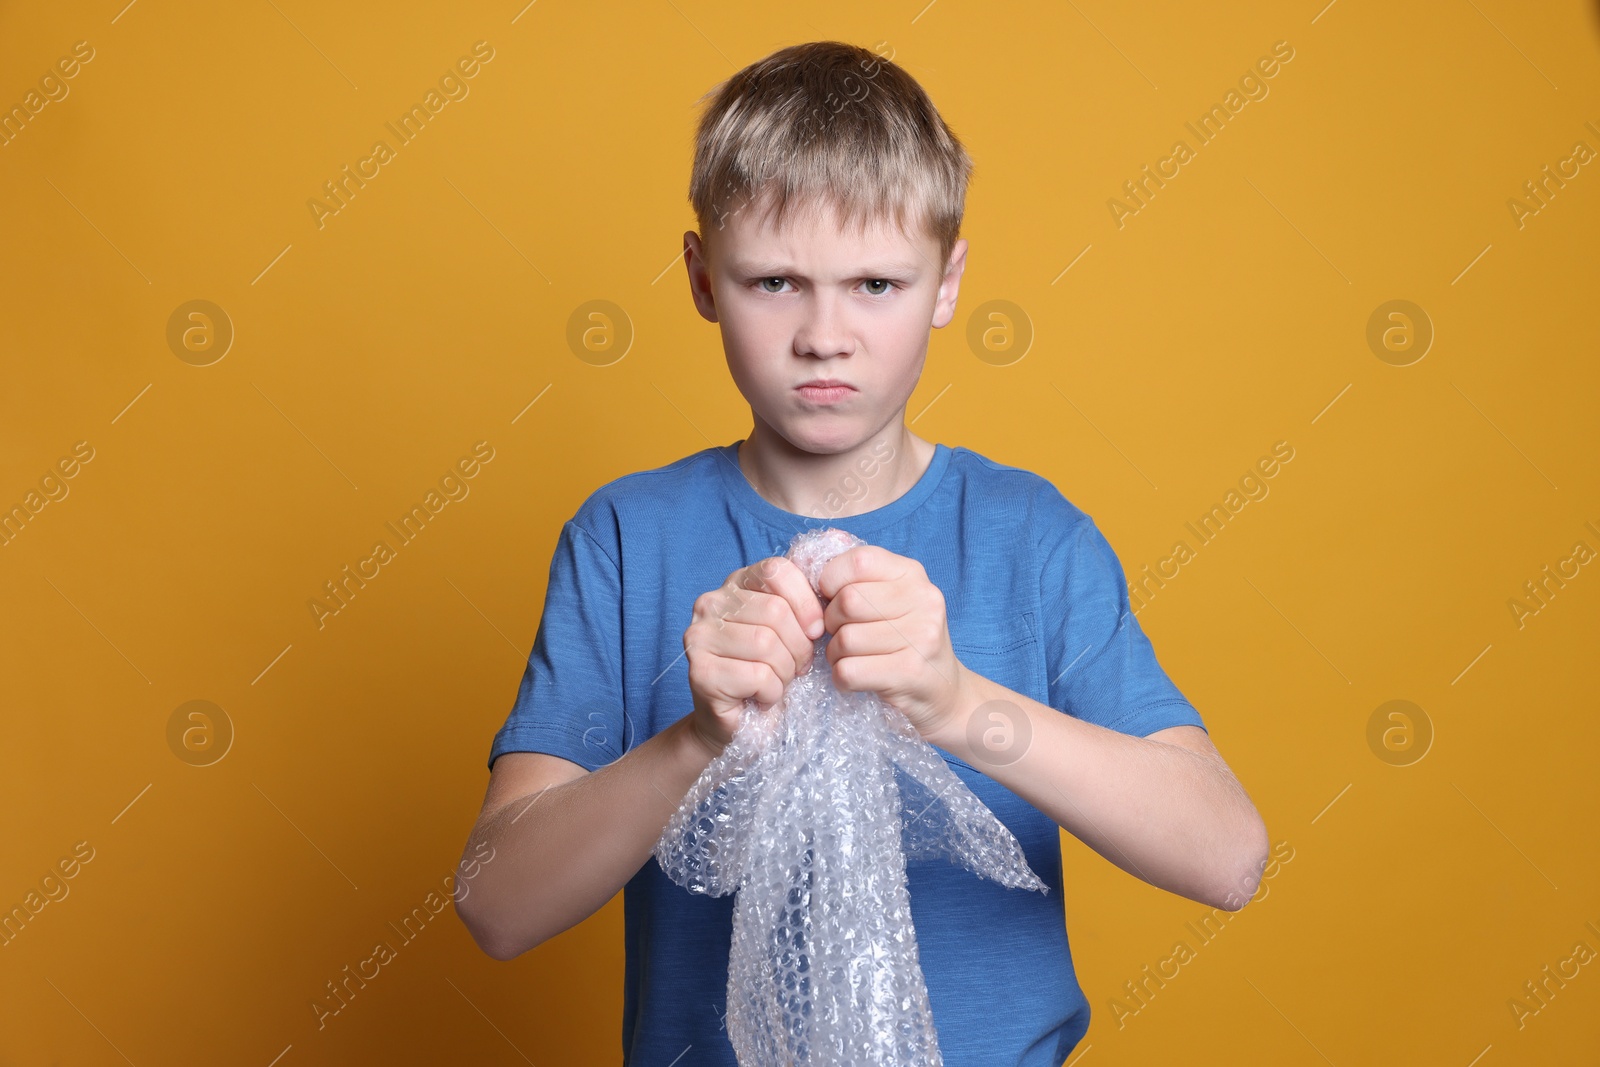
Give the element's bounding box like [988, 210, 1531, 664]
[487, 516, 629, 772]
[1039, 499, 1207, 738]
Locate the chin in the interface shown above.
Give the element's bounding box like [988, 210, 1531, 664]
[780, 426, 866, 456]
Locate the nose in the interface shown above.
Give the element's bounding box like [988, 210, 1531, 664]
[793, 289, 853, 359]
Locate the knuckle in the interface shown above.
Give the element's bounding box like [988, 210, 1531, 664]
[722, 594, 751, 622]
[740, 566, 767, 596]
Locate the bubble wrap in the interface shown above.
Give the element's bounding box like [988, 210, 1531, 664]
[654, 527, 1049, 1066]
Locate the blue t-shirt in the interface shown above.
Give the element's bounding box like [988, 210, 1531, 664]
[488, 439, 1206, 1066]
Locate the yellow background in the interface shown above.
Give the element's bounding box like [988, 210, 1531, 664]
[2, 1, 1597, 1063]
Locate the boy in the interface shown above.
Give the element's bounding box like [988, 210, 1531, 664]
[458, 40, 1267, 1065]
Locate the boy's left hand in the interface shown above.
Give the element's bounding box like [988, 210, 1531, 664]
[815, 545, 969, 742]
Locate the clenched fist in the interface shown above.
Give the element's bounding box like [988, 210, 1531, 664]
[683, 555, 826, 757]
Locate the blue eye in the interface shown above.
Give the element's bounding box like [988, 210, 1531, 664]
[751, 278, 898, 296]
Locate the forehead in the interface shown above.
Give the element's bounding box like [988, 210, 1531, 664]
[713, 193, 938, 272]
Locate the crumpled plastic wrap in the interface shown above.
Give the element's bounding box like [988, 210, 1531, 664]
[654, 526, 1049, 1066]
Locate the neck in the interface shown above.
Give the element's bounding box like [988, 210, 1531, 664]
[737, 422, 934, 519]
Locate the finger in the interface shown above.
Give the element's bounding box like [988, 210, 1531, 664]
[745, 597, 817, 682]
[826, 617, 907, 661]
[816, 545, 906, 602]
[736, 557, 825, 653]
[828, 647, 907, 695]
[824, 579, 909, 629]
[734, 654, 786, 712]
[689, 640, 785, 712]
[739, 556, 823, 627]
[703, 613, 812, 689]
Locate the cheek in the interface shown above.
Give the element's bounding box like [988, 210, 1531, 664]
[718, 301, 798, 371]
[879, 290, 936, 339]
[719, 318, 778, 379]
[873, 315, 929, 376]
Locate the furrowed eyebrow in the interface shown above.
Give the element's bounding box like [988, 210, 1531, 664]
[732, 261, 922, 279]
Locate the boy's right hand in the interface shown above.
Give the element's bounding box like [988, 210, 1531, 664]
[684, 555, 825, 757]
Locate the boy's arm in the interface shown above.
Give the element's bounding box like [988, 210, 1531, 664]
[924, 667, 1269, 912]
[814, 537, 1268, 912]
[456, 713, 720, 960]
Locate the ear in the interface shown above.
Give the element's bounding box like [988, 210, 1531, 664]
[683, 230, 718, 324]
[930, 238, 968, 330]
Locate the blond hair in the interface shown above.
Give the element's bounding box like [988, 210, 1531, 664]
[688, 41, 973, 270]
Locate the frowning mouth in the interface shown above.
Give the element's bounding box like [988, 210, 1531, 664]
[795, 381, 856, 404]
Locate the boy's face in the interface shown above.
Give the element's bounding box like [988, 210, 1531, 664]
[683, 195, 967, 457]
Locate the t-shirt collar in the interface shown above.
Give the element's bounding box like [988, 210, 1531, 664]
[714, 438, 951, 537]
